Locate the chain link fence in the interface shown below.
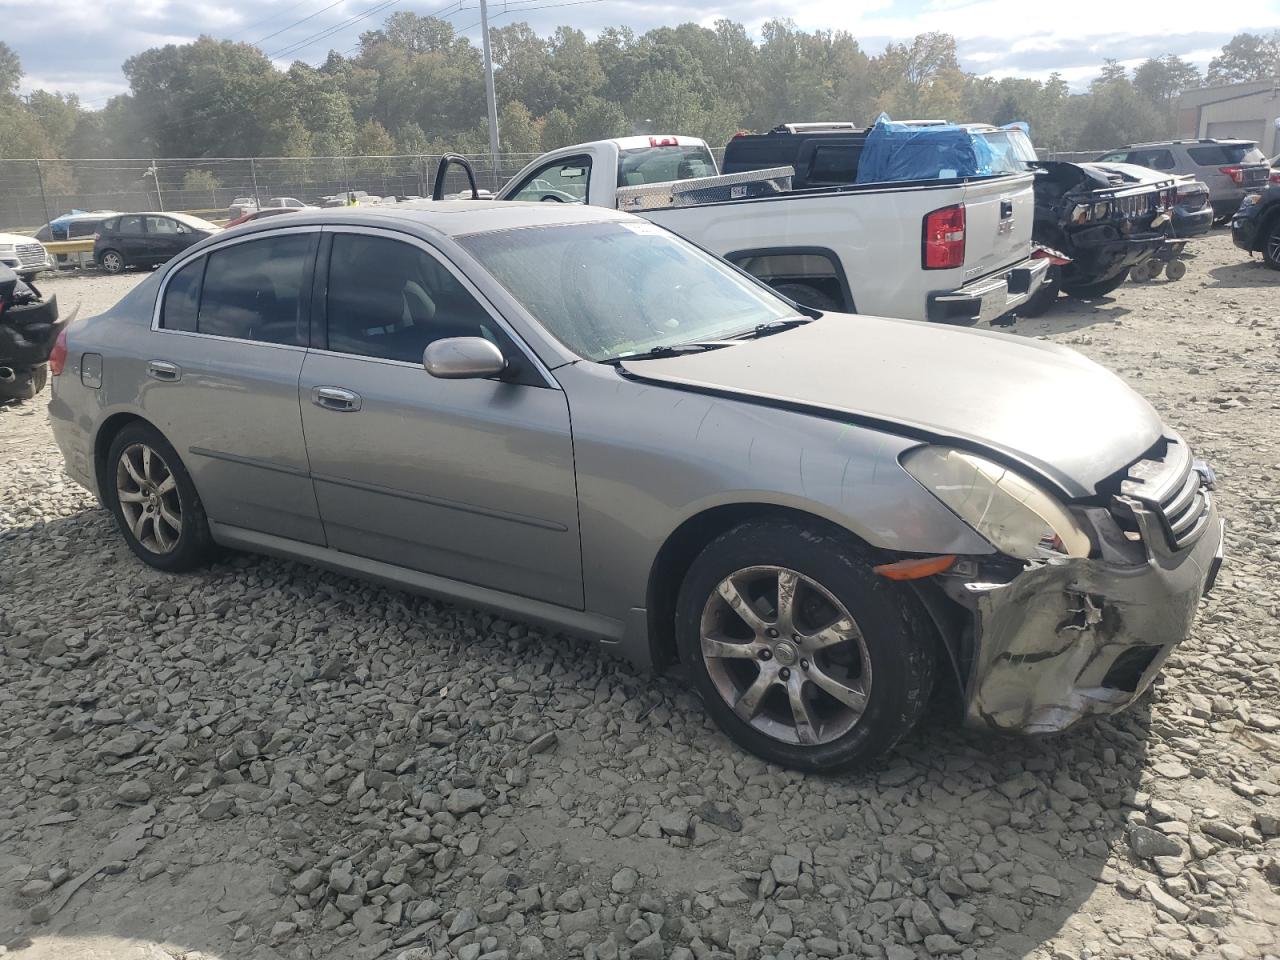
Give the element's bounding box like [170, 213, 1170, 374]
[0, 154, 547, 234]
[1, 146, 1104, 235]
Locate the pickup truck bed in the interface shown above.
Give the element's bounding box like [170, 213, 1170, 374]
[495, 134, 1046, 324]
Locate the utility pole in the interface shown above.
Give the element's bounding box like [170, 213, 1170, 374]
[147, 161, 164, 211]
[250, 157, 262, 209]
[478, 0, 501, 190]
[33, 160, 52, 230]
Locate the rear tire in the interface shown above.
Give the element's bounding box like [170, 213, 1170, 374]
[105, 422, 214, 572]
[99, 249, 125, 274]
[770, 282, 841, 312]
[675, 519, 935, 773]
[1063, 268, 1129, 300]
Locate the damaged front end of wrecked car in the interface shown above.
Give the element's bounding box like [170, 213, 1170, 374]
[904, 433, 1224, 734]
[1034, 160, 1178, 291]
[0, 264, 70, 402]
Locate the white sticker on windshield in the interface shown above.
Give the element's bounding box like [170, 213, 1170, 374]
[620, 221, 666, 236]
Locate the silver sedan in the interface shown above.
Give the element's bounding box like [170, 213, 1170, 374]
[48, 202, 1223, 772]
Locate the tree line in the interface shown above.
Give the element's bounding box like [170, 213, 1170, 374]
[2, 20, 1278, 171]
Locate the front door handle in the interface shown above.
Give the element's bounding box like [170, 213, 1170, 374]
[312, 386, 362, 412]
[147, 360, 181, 382]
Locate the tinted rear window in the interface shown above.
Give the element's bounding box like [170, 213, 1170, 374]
[807, 144, 861, 184]
[161, 257, 204, 332]
[197, 234, 312, 345]
[1188, 144, 1266, 165]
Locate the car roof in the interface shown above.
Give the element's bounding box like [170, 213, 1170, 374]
[233, 200, 633, 239]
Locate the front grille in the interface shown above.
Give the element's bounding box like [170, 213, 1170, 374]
[1109, 435, 1212, 551]
[15, 243, 46, 268]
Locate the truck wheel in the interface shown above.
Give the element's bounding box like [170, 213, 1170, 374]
[1063, 268, 1129, 300]
[1264, 222, 1280, 271]
[675, 519, 935, 773]
[1017, 265, 1060, 317]
[770, 283, 840, 312]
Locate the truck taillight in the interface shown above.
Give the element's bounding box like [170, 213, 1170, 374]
[648, 136, 678, 147]
[922, 204, 966, 270]
[1220, 165, 1244, 185]
[49, 328, 68, 376]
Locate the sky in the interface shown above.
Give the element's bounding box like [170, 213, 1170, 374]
[5, 0, 1280, 107]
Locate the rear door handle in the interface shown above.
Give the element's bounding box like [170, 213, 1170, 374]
[312, 386, 362, 412]
[147, 360, 181, 382]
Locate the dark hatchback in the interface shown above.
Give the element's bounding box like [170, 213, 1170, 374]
[1231, 184, 1280, 270]
[93, 213, 221, 274]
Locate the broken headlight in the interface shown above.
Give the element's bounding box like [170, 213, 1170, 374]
[901, 446, 1091, 559]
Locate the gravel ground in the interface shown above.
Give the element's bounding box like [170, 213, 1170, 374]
[1, 233, 1278, 960]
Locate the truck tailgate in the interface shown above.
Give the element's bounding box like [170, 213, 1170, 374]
[958, 172, 1035, 280]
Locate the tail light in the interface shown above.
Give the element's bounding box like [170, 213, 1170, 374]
[1220, 166, 1244, 185]
[922, 204, 966, 270]
[49, 328, 68, 376]
[648, 136, 678, 147]
[1271, 171, 1280, 184]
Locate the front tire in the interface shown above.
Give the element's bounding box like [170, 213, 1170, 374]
[675, 519, 935, 773]
[1063, 267, 1129, 300]
[1263, 221, 1280, 271]
[99, 249, 125, 274]
[105, 422, 213, 572]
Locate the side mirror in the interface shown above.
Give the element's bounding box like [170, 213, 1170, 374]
[423, 337, 507, 380]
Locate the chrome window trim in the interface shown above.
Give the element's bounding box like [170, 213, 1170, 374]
[318, 224, 560, 390]
[149, 224, 325, 334]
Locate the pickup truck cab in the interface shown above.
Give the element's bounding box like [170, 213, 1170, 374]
[496, 133, 1046, 324]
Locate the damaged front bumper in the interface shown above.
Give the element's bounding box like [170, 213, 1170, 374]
[1067, 229, 1166, 281]
[943, 495, 1223, 734]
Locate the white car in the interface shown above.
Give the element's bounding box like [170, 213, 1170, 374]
[0, 231, 52, 281]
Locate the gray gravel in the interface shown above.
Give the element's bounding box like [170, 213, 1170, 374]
[2, 234, 1278, 960]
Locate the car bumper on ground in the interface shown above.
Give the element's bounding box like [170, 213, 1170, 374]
[926, 255, 1050, 324]
[943, 496, 1223, 735]
[1173, 206, 1214, 239]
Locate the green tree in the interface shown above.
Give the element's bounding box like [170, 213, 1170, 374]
[1133, 55, 1200, 107]
[0, 41, 20, 96]
[1206, 32, 1280, 84]
[182, 169, 221, 191]
[496, 101, 541, 153]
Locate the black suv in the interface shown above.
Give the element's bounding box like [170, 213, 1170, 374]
[1231, 185, 1280, 270]
[93, 213, 220, 274]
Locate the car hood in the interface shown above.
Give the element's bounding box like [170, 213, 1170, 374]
[619, 315, 1164, 499]
[1038, 160, 1175, 192]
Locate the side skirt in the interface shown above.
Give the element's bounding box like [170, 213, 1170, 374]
[209, 521, 628, 649]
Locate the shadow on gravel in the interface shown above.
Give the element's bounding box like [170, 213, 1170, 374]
[1203, 260, 1279, 289]
[3, 506, 1153, 960]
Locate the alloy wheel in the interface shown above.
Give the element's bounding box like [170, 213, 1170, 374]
[115, 442, 182, 554]
[699, 565, 872, 746]
[1267, 229, 1280, 266]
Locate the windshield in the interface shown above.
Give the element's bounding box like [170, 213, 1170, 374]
[978, 129, 1038, 173]
[617, 145, 717, 187]
[459, 220, 798, 362]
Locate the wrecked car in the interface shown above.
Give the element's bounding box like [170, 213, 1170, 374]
[48, 203, 1223, 772]
[0, 263, 69, 402]
[975, 125, 1179, 314]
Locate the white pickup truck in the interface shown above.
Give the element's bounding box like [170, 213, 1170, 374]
[492, 134, 1048, 324]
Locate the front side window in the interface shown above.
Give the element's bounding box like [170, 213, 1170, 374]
[459, 220, 798, 362]
[325, 234, 494, 363]
[160, 257, 203, 332]
[509, 157, 591, 203]
[197, 234, 312, 345]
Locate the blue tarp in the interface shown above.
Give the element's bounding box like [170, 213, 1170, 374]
[855, 113, 1000, 184]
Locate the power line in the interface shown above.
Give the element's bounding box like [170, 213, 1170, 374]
[268, 0, 465, 60]
[254, 0, 354, 48]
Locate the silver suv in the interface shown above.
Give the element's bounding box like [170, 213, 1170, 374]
[1097, 139, 1271, 221]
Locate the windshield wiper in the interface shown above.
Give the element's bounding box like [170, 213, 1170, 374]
[734, 316, 813, 339]
[606, 341, 732, 363]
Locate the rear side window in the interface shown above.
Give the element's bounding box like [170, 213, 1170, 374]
[197, 234, 313, 345]
[807, 145, 860, 185]
[1188, 143, 1265, 165]
[1127, 149, 1176, 170]
[161, 257, 204, 332]
[117, 215, 143, 234]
